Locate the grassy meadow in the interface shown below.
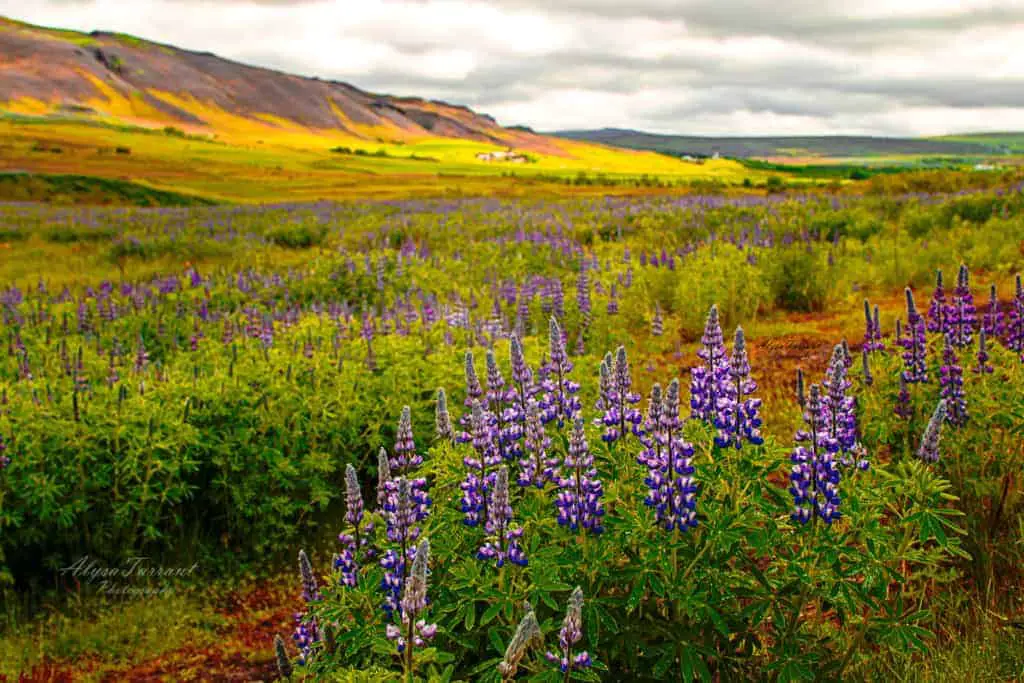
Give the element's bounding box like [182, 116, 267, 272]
[0, 175, 1023, 680]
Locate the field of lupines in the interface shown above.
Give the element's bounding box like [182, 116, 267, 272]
[2, 181, 1024, 680]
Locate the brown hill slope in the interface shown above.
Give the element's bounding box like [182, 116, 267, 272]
[0, 15, 568, 155]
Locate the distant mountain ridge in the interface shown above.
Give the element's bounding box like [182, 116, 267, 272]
[554, 128, 1023, 160]
[0, 15, 567, 155]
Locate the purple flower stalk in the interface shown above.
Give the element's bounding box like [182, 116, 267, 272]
[863, 299, 885, 352]
[380, 476, 430, 619]
[518, 398, 559, 489]
[823, 344, 862, 467]
[386, 538, 437, 664]
[392, 406, 423, 473]
[336, 464, 372, 588]
[917, 400, 947, 463]
[376, 447, 391, 511]
[926, 270, 947, 333]
[460, 400, 500, 526]
[789, 385, 842, 525]
[638, 380, 698, 532]
[947, 264, 977, 348]
[477, 466, 528, 568]
[861, 347, 874, 386]
[456, 351, 486, 443]
[940, 334, 968, 426]
[982, 284, 1004, 339]
[1006, 274, 1024, 360]
[435, 388, 454, 441]
[690, 304, 731, 424]
[899, 288, 928, 383]
[554, 419, 605, 534]
[292, 549, 321, 662]
[0, 435, 9, 470]
[894, 374, 913, 421]
[974, 328, 994, 374]
[545, 587, 592, 674]
[538, 318, 581, 427]
[714, 327, 764, 449]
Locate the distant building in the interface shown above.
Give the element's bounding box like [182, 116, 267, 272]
[973, 163, 997, 171]
[476, 148, 529, 163]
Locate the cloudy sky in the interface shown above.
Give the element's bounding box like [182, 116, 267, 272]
[3, 0, 1024, 135]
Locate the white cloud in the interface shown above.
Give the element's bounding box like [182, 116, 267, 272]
[2, 0, 1023, 135]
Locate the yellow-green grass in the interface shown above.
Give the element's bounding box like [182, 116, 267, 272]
[0, 112, 771, 202]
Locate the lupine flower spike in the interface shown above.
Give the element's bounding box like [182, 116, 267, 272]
[555, 418, 605, 534]
[926, 269, 947, 333]
[435, 388, 453, 441]
[899, 288, 928, 383]
[690, 304, 730, 424]
[336, 464, 372, 587]
[975, 328, 993, 374]
[275, 634, 293, 679]
[1006, 274, 1024, 360]
[387, 538, 437, 667]
[917, 400, 948, 463]
[478, 466, 528, 567]
[948, 263, 977, 348]
[545, 587, 592, 674]
[639, 379, 698, 531]
[940, 334, 967, 426]
[498, 604, 542, 680]
[292, 549, 321, 663]
[715, 326, 764, 449]
[789, 385, 842, 525]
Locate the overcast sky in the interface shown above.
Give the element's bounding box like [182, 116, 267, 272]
[3, 0, 1024, 136]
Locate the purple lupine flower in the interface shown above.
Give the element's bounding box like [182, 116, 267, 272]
[789, 385, 842, 525]
[715, 327, 764, 449]
[545, 587, 592, 674]
[926, 270, 947, 333]
[974, 328, 994, 374]
[940, 334, 967, 426]
[917, 400, 947, 463]
[387, 538, 437, 657]
[595, 355, 617, 441]
[554, 418, 605, 534]
[380, 476, 430, 618]
[1006, 274, 1024, 359]
[861, 347, 874, 386]
[863, 299, 884, 352]
[894, 374, 913, 420]
[518, 397, 558, 489]
[336, 464, 372, 588]
[435, 388, 453, 441]
[690, 304, 731, 423]
[460, 400, 500, 526]
[538, 317, 581, 427]
[612, 346, 643, 440]
[292, 549, 321, 662]
[456, 351, 485, 443]
[486, 349, 520, 460]
[947, 264, 977, 348]
[899, 288, 928, 383]
[477, 466, 527, 568]
[982, 284, 1004, 339]
[822, 344, 860, 465]
[376, 447, 391, 511]
[0, 435, 9, 470]
[638, 379, 698, 532]
[392, 406, 423, 473]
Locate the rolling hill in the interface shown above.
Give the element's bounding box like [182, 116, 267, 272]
[554, 128, 1021, 162]
[0, 13, 761, 192]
